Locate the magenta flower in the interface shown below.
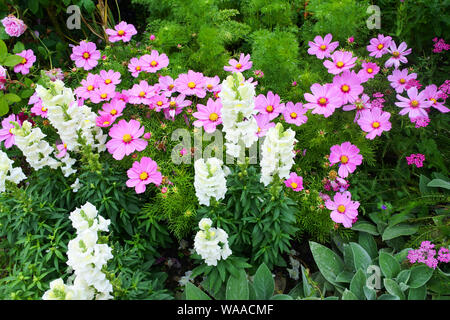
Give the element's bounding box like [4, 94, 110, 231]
[99, 69, 121, 86]
[163, 94, 192, 121]
[329, 142, 363, 178]
[193, 98, 223, 133]
[385, 41, 412, 69]
[128, 80, 154, 105]
[74, 73, 101, 99]
[255, 113, 275, 138]
[29, 93, 47, 118]
[14, 49, 35, 75]
[343, 94, 372, 122]
[387, 68, 417, 94]
[438, 247, 450, 263]
[332, 70, 364, 105]
[126, 157, 162, 194]
[395, 87, 433, 120]
[325, 191, 359, 228]
[55, 143, 68, 158]
[366, 34, 392, 58]
[174, 70, 206, 98]
[1, 15, 27, 37]
[307, 34, 339, 59]
[282, 102, 308, 126]
[152, 94, 169, 112]
[106, 21, 137, 43]
[304, 83, 342, 118]
[204, 76, 221, 92]
[254, 91, 282, 120]
[141, 50, 169, 73]
[0, 114, 19, 148]
[357, 62, 380, 83]
[323, 51, 357, 75]
[158, 75, 176, 97]
[406, 153, 425, 168]
[357, 108, 392, 140]
[96, 114, 114, 128]
[128, 57, 144, 78]
[70, 41, 101, 71]
[284, 172, 304, 192]
[106, 119, 148, 160]
[224, 53, 252, 73]
[423, 84, 449, 113]
[90, 84, 116, 104]
[99, 98, 126, 120]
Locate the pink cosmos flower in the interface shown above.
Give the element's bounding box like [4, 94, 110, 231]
[152, 94, 169, 112]
[55, 143, 68, 158]
[106, 119, 148, 160]
[304, 83, 342, 118]
[224, 53, 252, 73]
[0, 114, 19, 148]
[99, 69, 121, 86]
[329, 142, 363, 178]
[282, 102, 308, 126]
[106, 21, 137, 43]
[423, 84, 449, 113]
[116, 90, 130, 104]
[325, 191, 360, 228]
[14, 49, 36, 75]
[343, 94, 372, 122]
[70, 41, 101, 71]
[29, 92, 47, 118]
[255, 113, 275, 137]
[141, 50, 169, 73]
[128, 57, 144, 78]
[332, 70, 364, 105]
[99, 98, 126, 120]
[174, 70, 206, 98]
[395, 87, 433, 120]
[1, 15, 27, 37]
[96, 114, 114, 128]
[126, 157, 162, 194]
[128, 80, 154, 105]
[163, 94, 192, 121]
[158, 76, 176, 97]
[366, 34, 392, 58]
[74, 73, 101, 99]
[387, 68, 417, 94]
[357, 62, 380, 83]
[284, 172, 304, 192]
[357, 108, 392, 140]
[193, 98, 223, 133]
[307, 34, 339, 59]
[90, 84, 116, 104]
[323, 51, 357, 75]
[204, 76, 221, 92]
[255, 91, 283, 120]
[385, 41, 412, 68]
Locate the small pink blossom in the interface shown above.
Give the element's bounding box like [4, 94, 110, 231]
[0, 114, 19, 148]
[128, 57, 144, 78]
[106, 119, 148, 160]
[204, 76, 221, 92]
[423, 84, 449, 113]
[174, 70, 206, 98]
[254, 113, 275, 138]
[29, 93, 47, 118]
[55, 143, 68, 158]
[90, 84, 116, 104]
[106, 21, 137, 43]
[128, 80, 154, 105]
[1, 15, 27, 37]
[158, 75, 176, 97]
[385, 41, 412, 69]
[96, 114, 114, 128]
[307, 34, 339, 59]
[163, 94, 192, 121]
[224, 53, 252, 73]
[14, 49, 36, 75]
[332, 70, 364, 105]
[282, 102, 308, 126]
[367, 34, 392, 58]
[357, 108, 392, 140]
[406, 153, 425, 168]
[70, 41, 101, 71]
[329, 142, 363, 178]
[323, 51, 357, 75]
[304, 83, 342, 118]
[357, 62, 380, 83]
[395, 87, 433, 120]
[126, 157, 162, 194]
[284, 172, 304, 192]
[193, 98, 222, 133]
[99, 98, 126, 120]
[141, 50, 169, 73]
[325, 191, 360, 228]
[99, 69, 121, 86]
[255, 91, 283, 120]
[387, 68, 417, 94]
[74, 73, 101, 100]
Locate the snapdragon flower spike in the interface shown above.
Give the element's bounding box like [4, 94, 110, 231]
[14, 49, 36, 75]
[325, 191, 359, 228]
[366, 34, 392, 58]
[90, 84, 116, 104]
[105, 21, 137, 43]
[128, 80, 154, 105]
[99, 69, 121, 86]
[224, 53, 252, 73]
[204, 76, 221, 93]
[357, 62, 380, 83]
[254, 113, 275, 138]
[106, 119, 148, 160]
[284, 172, 304, 192]
[0, 114, 19, 148]
[99, 99, 126, 120]
[141, 50, 169, 73]
[387, 68, 417, 94]
[70, 41, 101, 71]
[332, 70, 364, 105]
[307, 34, 339, 59]
[304, 83, 342, 118]
[163, 94, 192, 121]
[29, 93, 47, 118]
[385, 41, 412, 69]
[126, 157, 162, 194]
[128, 57, 144, 78]
[395, 87, 433, 120]
[329, 142, 363, 178]
[74, 73, 101, 99]
[282, 102, 308, 126]
[357, 108, 392, 140]
[323, 51, 357, 75]
[255, 91, 283, 120]
[193, 98, 223, 133]
[423, 84, 450, 113]
[175, 70, 207, 98]
[158, 75, 176, 97]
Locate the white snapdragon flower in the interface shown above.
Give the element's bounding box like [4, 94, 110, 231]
[42, 278, 76, 300]
[70, 178, 81, 193]
[194, 220, 232, 266]
[194, 158, 227, 206]
[0, 150, 26, 192]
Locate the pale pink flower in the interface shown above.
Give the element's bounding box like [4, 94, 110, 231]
[357, 62, 380, 83]
[282, 102, 308, 126]
[56, 143, 68, 158]
[422, 84, 449, 113]
[99, 69, 121, 86]
[14, 49, 36, 75]
[284, 172, 304, 192]
[96, 114, 114, 128]
[366, 34, 392, 58]
[329, 142, 363, 178]
[325, 191, 359, 228]
[70, 41, 101, 71]
[323, 51, 357, 75]
[193, 98, 222, 133]
[126, 157, 162, 194]
[385, 41, 412, 68]
[158, 76, 176, 97]
[163, 94, 192, 121]
[128, 80, 154, 105]
[307, 34, 339, 59]
[74, 73, 101, 99]
[152, 94, 169, 112]
[224, 53, 252, 73]
[255, 91, 283, 120]
[29, 92, 47, 118]
[387, 68, 417, 94]
[99, 98, 126, 120]
[357, 108, 392, 140]
[332, 70, 364, 105]
[175, 70, 206, 98]
[343, 94, 372, 122]
[255, 113, 275, 138]
[395, 87, 433, 120]
[141, 50, 169, 73]
[304, 83, 342, 118]
[90, 84, 116, 104]
[128, 57, 144, 78]
[1, 15, 27, 37]
[106, 21, 137, 43]
[0, 114, 19, 148]
[106, 119, 148, 160]
[204, 76, 221, 92]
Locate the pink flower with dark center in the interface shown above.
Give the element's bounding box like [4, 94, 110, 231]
[329, 142, 363, 178]
[366, 34, 392, 58]
[116, 90, 130, 104]
[158, 76, 176, 97]
[1, 15, 27, 37]
[0, 114, 20, 148]
[106, 21, 137, 43]
[307, 34, 339, 59]
[128, 57, 144, 78]
[106, 119, 148, 160]
[332, 70, 364, 105]
[99, 69, 121, 86]
[14, 49, 36, 75]
[29, 92, 47, 118]
[282, 102, 308, 126]
[163, 94, 192, 121]
[128, 80, 154, 105]
[174, 70, 206, 98]
[387, 68, 417, 94]
[96, 114, 114, 128]
[325, 191, 360, 228]
[204, 76, 221, 92]
[141, 50, 169, 73]
[254, 113, 275, 137]
[224, 53, 252, 73]
[423, 84, 449, 113]
[55, 142, 68, 158]
[323, 51, 357, 75]
[74, 73, 101, 100]
[343, 94, 372, 122]
[70, 41, 101, 71]
[357, 108, 392, 140]
[193, 98, 222, 133]
[395, 87, 433, 120]
[90, 84, 116, 104]
[126, 157, 162, 194]
[304, 83, 342, 118]
[99, 99, 126, 120]
[284, 172, 304, 192]
[255, 91, 283, 120]
[357, 62, 380, 83]
[385, 41, 412, 68]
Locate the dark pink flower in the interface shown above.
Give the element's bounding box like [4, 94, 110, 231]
[70, 41, 101, 71]
[329, 142, 363, 178]
[106, 119, 148, 160]
[126, 157, 162, 194]
[106, 21, 137, 43]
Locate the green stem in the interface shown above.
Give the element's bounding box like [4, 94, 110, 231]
[28, 29, 53, 69]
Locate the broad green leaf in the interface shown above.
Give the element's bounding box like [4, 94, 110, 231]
[409, 265, 434, 288]
[288, 283, 303, 299]
[350, 269, 367, 300]
[309, 241, 344, 285]
[301, 265, 312, 296]
[383, 278, 405, 300]
[382, 224, 418, 241]
[396, 270, 411, 284]
[378, 294, 400, 300]
[270, 294, 293, 300]
[3, 54, 24, 67]
[13, 42, 25, 54]
[342, 289, 359, 300]
[335, 270, 354, 283]
[253, 263, 274, 300]
[358, 232, 378, 259]
[185, 282, 211, 300]
[352, 221, 379, 235]
[408, 285, 427, 300]
[363, 285, 377, 300]
[0, 98, 8, 116]
[350, 242, 372, 272]
[379, 252, 401, 278]
[419, 174, 432, 195]
[0, 39, 7, 62]
[427, 179, 450, 190]
[226, 269, 249, 300]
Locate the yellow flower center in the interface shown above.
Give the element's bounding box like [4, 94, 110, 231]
[139, 91, 146, 97]
[393, 51, 400, 57]
[87, 85, 94, 91]
[411, 100, 419, 107]
[266, 105, 274, 112]
[139, 172, 148, 181]
[400, 78, 406, 84]
[9, 128, 13, 134]
[367, 68, 373, 74]
[168, 84, 174, 90]
[291, 182, 298, 189]
[118, 30, 125, 36]
[337, 205, 346, 213]
[377, 44, 384, 50]
[188, 82, 196, 89]
[209, 113, 219, 121]
[63, 143, 67, 149]
[136, 66, 141, 71]
[150, 60, 158, 67]
[41, 106, 47, 112]
[170, 101, 176, 107]
[320, 45, 327, 50]
[21, 58, 27, 64]
[103, 121, 110, 125]
[100, 93, 108, 99]
[340, 155, 349, 164]
[431, 98, 436, 104]
[157, 101, 163, 106]
[290, 112, 297, 119]
[110, 109, 117, 115]
[105, 79, 112, 84]
[83, 52, 90, 59]
[122, 134, 132, 143]
[341, 85, 350, 92]
[257, 127, 261, 133]
[207, 84, 213, 90]
[236, 63, 242, 69]
[372, 121, 380, 128]
[336, 61, 344, 68]
[319, 98, 327, 105]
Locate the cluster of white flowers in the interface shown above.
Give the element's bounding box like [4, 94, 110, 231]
[0, 150, 26, 192]
[11, 120, 60, 171]
[193, 218, 232, 266]
[194, 157, 228, 206]
[43, 202, 114, 300]
[260, 123, 297, 186]
[218, 72, 259, 158]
